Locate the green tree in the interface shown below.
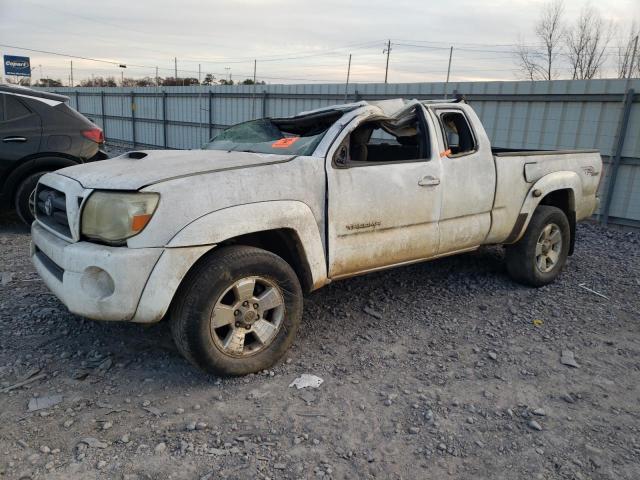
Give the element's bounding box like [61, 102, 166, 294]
[202, 73, 215, 85]
[33, 78, 62, 87]
[240, 78, 266, 85]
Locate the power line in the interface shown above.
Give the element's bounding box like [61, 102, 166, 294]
[394, 38, 627, 51]
[0, 43, 131, 67]
[177, 40, 385, 65]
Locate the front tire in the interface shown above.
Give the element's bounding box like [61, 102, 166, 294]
[170, 245, 303, 376]
[15, 172, 47, 225]
[505, 206, 570, 287]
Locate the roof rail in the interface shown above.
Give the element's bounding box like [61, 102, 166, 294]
[421, 93, 467, 104]
[0, 84, 69, 102]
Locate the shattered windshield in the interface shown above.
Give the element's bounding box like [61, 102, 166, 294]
[204, 110, 343, 156]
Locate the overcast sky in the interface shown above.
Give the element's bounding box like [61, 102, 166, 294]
[1, 0, 639, 85]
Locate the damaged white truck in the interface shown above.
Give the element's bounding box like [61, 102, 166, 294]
[31, 98, 602, 375]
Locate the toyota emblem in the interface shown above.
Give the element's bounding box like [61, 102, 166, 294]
[44, 196, 53, 216]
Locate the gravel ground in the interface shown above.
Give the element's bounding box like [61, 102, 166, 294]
[1, 211, 639, 480]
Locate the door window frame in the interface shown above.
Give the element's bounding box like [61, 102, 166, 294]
[0, 94, 34, 123]
[332, 105, 434, 169]
[434, 108, 478, 159]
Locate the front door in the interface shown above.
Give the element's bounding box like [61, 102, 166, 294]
[327, 105, 442, 278]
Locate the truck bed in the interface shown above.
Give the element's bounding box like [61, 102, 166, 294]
[484, 148, 602, 245]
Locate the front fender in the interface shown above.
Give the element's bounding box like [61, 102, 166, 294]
[167, 200, 327, 289]
[507, 171, 581, 244]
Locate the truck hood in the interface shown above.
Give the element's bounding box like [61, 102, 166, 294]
[56, 149, 297, 190]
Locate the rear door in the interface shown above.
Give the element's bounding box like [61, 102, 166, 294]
[326, 105, 442, 278]
[0, 93, 42, 177]
[428, 105, 495, 253]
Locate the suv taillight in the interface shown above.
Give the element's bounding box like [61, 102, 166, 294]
[82, 127, 104, 144]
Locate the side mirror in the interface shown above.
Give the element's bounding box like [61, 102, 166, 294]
[335, 145, 348, 166]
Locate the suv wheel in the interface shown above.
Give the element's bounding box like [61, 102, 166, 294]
[505, 206, 570, 287]
[170, 245, 303, 376]
[15, 172, 47, 225]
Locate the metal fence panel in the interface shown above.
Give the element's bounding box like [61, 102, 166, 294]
[43, 79, 640, 227]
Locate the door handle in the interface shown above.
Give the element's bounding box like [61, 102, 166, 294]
[418, 175, 440, 187]
[3, 137, 27, 143]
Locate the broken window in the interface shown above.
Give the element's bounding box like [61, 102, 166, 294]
[205, 110, 343, 156]
[345, 108, 429, 164]
[439, 111, 476, 156]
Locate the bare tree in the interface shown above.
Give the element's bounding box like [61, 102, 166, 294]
[80, 76, 117, 87]
[617, 22, 640, 78]
[120, 77, 138, 87]
[6, 77, 31, 86]
[565, 6, 612, 79]
[516, 0, 565, 80]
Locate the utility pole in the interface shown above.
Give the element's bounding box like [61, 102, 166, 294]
[251, 60, 257, 118]
[444, 46, 453, 99]
[174, 57, 178, 82]
[198, 64, 201, 84]
[121, 70, 124, 86]
[39, 65, 43, 85]
[383, 39, 391, 84]
[344, 54, 352, 102]
[155, 66, 159, 87]
[70, 60, 74, 87]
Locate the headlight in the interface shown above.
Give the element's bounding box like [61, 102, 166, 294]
[81, 191, 159, 243]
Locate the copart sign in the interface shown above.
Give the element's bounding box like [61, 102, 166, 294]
[4, 55, 31, 77]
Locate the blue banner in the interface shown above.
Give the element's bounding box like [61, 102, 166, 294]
[4, 55, 31, 77]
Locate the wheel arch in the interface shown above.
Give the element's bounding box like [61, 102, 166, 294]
[132, 201, 328, 324]
[506, 171, 581, 251]
[538, 188, 577, 255]
[215, 228, 315, 293]
[165, 200, 327, 291]
[1, 153, 81, 209]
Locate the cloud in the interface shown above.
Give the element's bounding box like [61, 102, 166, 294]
[1, 0, 638, 84]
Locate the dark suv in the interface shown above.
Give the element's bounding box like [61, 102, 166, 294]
[0, 84, 107, 224]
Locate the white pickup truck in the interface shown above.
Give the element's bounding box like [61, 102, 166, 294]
[31, 98, 601, 375]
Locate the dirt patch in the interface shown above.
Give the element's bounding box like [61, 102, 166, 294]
[1, 215, 639, 479]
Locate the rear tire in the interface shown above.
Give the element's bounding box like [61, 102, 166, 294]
[15, 172, 47, 225]
[170, 245, 303, 376]
[505, 206, 570, 287]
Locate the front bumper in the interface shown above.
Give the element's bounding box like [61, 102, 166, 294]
[31, 222, 162, 321]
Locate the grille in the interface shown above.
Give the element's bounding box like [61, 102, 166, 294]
[36, 185, 72, 238]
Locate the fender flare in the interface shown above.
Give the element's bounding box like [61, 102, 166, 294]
[167, 200, 328, 289]
[506, 171, 581, 244]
